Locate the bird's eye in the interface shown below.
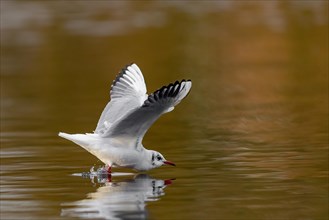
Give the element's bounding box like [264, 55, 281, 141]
[157, 155, 162, 161]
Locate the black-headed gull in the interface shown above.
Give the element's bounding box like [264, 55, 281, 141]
[59, 63, 192, 173]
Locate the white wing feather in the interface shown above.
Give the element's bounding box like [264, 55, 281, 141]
[105, 80, 192, 147]
[95, 63, 192, 149]
[95, 64, 147, 135]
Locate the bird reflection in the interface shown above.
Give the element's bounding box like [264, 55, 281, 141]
[61, 173, 174, 220]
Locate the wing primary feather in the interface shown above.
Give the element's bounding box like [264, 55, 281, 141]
[158, 88, 163, 99]
[112, 66, 127, 86]
[164, 86, 170, 97]
[168, 82, 176, 97]
[108, 78, 192, 146]
[172, 81, 178, 97]
[148, 95, 155, 103]
[173, 82, 181, 97]
[126, 67, 138, 82]
[154, 92, 159, 101]
[123, 73, 136, 85]
[141, 79, 191, 108]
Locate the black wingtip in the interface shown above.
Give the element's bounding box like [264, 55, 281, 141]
[110, 64, 134, 95]
[142, 78, 191, 107]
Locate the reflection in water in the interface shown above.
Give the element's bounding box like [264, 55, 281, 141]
[61, 174, 173, 220]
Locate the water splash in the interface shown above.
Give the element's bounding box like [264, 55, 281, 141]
[72, 165, 135, 184]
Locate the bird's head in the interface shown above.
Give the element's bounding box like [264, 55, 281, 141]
[150, 150, 176, 169]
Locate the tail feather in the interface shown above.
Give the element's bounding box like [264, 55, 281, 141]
[58, 132, 99, 150]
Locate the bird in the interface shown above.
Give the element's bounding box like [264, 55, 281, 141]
[59, 63, 192, 173]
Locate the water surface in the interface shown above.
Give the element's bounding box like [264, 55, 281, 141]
[1, 1, 328, 220]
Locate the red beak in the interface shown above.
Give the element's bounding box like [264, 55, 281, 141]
[164, 161, 176, 166]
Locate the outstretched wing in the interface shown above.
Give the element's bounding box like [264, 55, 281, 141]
[95, 63, 147, 135]
[105, 80, 192, 147]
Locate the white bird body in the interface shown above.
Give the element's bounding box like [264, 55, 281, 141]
[59, 132, 152, 171]
[59, 63, 192, 172]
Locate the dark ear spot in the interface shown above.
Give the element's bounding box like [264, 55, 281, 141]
[151, 153, 155, 166]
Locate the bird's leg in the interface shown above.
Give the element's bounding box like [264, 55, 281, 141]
[107, 166, 112, 174]
[107, 165, 112, 182]
[107, 174, 112, 182]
